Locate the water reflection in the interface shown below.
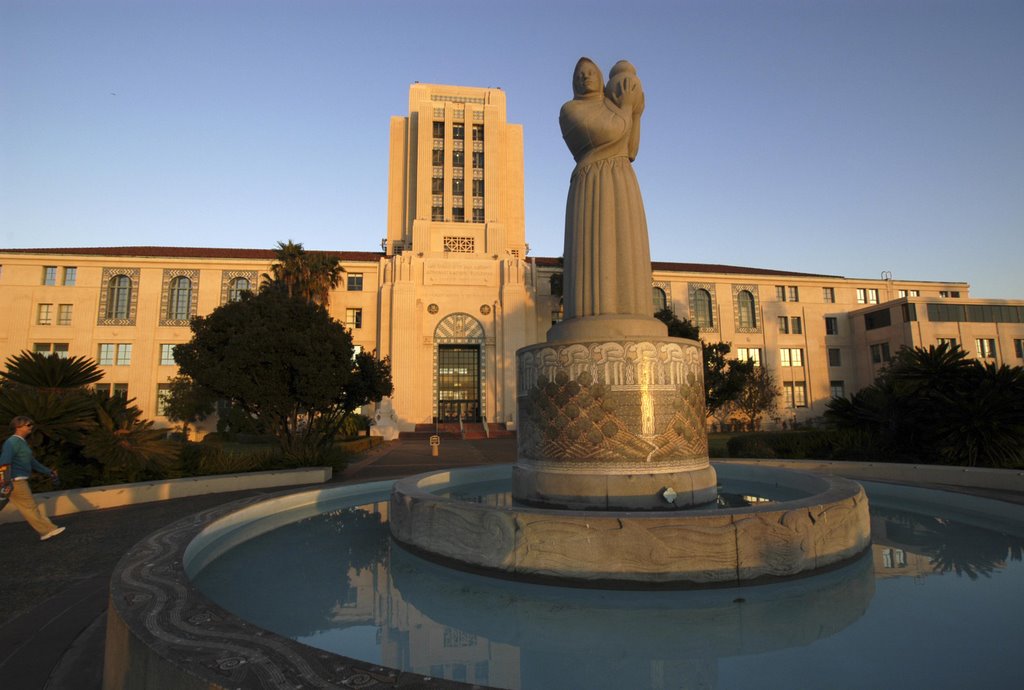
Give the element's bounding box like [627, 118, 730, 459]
[193, 489, 1024, 690]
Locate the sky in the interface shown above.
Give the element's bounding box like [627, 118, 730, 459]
[1, 0, 1022, 298]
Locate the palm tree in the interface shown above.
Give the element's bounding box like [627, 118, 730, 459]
[263, 240, 344, 306]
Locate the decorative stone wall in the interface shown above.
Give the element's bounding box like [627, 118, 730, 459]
[514, 337, 716, 509]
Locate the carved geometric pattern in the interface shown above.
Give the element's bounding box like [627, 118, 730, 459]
[443, 236, 475, 253]
[159, 269, 200, 327]
[732, 283, 762, 333]
[97, 267, 140, 326]
[219, 270, 257, 305]
[517, 341, 708, 468]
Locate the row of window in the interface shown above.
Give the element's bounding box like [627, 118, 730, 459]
[85, 273, 365, 321]
[41, 265, 77, 286]
[433, 122, 484, 141]
[36, 303, 73, 325]
[688, 288, 757, 329]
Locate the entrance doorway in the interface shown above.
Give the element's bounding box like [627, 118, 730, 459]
[436, 345, 481, 422]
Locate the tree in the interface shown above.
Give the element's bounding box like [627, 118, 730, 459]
[654, 307, 699, 340]
[162, 375, 218, 439]
[734, 366, 780, 431]
[703, 342, 755, 421]
[262, 240, 344, 306]
[174, 289, 392, 462]
[0, 352, 176, 485]
[826, 343, 1024, 467]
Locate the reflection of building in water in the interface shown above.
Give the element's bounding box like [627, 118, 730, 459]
[315, 500, 874, 689]
[324, 500, 521, 688]
[869, 511, 1019, 581]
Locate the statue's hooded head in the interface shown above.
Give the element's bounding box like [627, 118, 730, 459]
[572, 57, 603, 98]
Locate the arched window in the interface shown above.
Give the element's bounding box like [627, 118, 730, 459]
[228, 277, 251, 302]
[107, 275, 131, 319]
[652, 287, 667, 314]
[693, 289, 713, 328]
[167, 276, 192, 320]
[737, 290, 757, 328]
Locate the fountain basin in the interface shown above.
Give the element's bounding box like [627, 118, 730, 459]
[389, 463, 871, 586]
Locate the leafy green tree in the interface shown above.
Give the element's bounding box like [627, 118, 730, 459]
[654, 307, 700, 340]
[262, 240, 344, 306]
[0, 352, 176, 486]
[703, 342, 755, 421]
[162, 375, 218, 439]
[733, 366, 780, 431]
[825, 343, 1024, 467]
[174, 289, 392, 462]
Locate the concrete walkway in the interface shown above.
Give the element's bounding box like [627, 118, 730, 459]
[0, 437, 514, 690]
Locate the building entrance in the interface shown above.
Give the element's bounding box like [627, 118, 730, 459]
[436, 345, 481, 423]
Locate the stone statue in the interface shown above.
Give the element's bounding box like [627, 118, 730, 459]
[553, 57, 664, 341]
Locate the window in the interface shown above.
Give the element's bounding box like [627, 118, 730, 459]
[856, 288, 866, 304]
[822, 287, 835, 303]
[160, 343, 177, 366]
[778, 316, 789, 334]
[472, 124, 484, 141]
[693, 289, 713, 328]
[1015, 339, 1024, 358]
[452, 207, 465, 222]
[868, 289, 879, 304]
[346, 308, 363, 329]
[788, 286, 799, 302]
[783, 381, 807, 408]
[825, 317, 838, 335]
[432, 148, 444, 165]
[472, 208, 484, 223]
[432, 205, 444, 221]
[901, 303, 917, 322]
[780, 348, 803, 367]
[830, 381, 846, 399]
[432, 121, 444, 138]
[938, 337, 958, 349]
[113, 383, 129, 399]
[347, 273, 363, 291]
[976, 338, 996, 358]
[432, 176, 443, 194]
[228, 277, 251, 302]
[864, 308, 891, 330]
[106, 275, 132, 319]
[43, 266, 57, 285]
[939, 290, 961, 298]
[652, 287, 667, 314]
[452, 150, 464, 168]
[776, 285, 786, 301]
[156, 384, 172, 416]
[167, 276, 192, 320]
[452, 178, 464, 195]
[898, 289, 919, 298]
[472, 179, 484, 196]
[870, 343, 892, 364]
[791, 316, 802, 335]
[736, 347, 761, 367]
[99, 343, 132, 366]
[452, 123, 464, 140]
[737, 290, 756, 328]
[62, 267, 77, 286]
[33, 343, 69, 358]
[472, 151, 484, 168]
[37, 303, 53, 325]
[828, 348, 842, 367]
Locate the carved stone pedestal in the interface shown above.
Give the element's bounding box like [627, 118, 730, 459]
[514, 336, 717, 509]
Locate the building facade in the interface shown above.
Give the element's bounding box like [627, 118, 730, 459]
[2, 83, 1022, 435]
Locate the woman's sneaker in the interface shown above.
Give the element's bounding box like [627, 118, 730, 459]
[41, 526, 66, 541]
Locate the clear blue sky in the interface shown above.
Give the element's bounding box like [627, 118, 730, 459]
[2, 0, 1022, 297]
